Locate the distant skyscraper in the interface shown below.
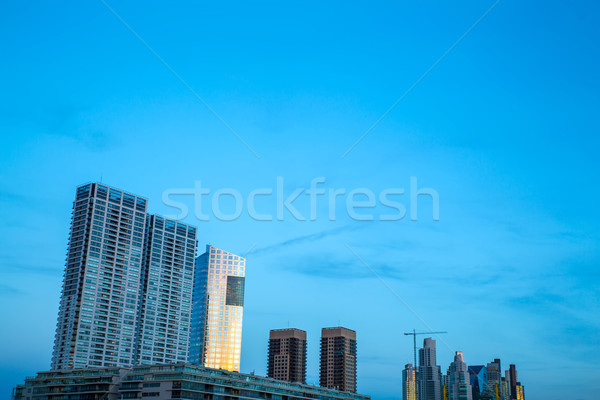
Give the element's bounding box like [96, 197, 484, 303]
[467, 366, 488, 400]
[135, 215, 197, 364]
[515, 384, 524, 400]
[189, 245, 245, 371]
[507, 365, 517, 400]
[418, 338, 442, 400]
[267, 328, 307, 383]
[320, 327, 357, 393]
[402, 363, 417, 400]
[500, 378, 510, 400]
[447, 352, 472, 400]
[486, 359, 502, 400]
[442, 376, 449, 400]
[51, 183, 198, 370]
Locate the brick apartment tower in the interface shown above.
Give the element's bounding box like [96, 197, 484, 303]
[319, 327, 357, 393]
[508, 364, 517, 400]
[267, 328, 307, 383]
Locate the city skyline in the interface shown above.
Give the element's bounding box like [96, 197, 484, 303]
[0, 177, 582, 398]
[10, 182, 527, 400]
[1, 1, 599, 399]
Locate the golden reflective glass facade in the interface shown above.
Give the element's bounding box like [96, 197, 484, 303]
[402, 364, 416, 400]
[516, 385, 524, 400]
[192, 245, 245, 371]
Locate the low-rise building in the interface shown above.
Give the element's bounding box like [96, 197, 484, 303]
[14, 363, 371, 400]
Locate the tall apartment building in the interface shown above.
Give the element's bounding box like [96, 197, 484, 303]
[135, 215, 197, 364]
[51, 183, 197, 370]
[402, 363, 417, 400]
[267, 328, 307, 383]
[320, 327, 357, 393]
[189, 245, 245, 371]
[418, 337, 442, 400]
[447, 352, 472, 400]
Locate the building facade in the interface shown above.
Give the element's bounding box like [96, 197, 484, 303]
[515, 384, 524, 400]
[501, 378, 510, 400]
[267, 328, 308, 383]
[320, 327, 357, 393]
[14, 364, 372, 400]
[402, 363, 417, 400]
[51, 183, 148, 369]
[418, 338, 442, 400]
[485, 359, 501, 399]
[189, 245, 246, 371]
[467, 365, 488, 400]
[503, 365, 524, 400]
[51, 183, 197, 370]
[135, 215, 197, 364]
[447, 352, 472, 400]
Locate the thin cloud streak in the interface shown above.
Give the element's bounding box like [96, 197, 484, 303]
[248, 224, 363, 256]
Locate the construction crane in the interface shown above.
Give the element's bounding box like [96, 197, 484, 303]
[403, 329, 448, 370]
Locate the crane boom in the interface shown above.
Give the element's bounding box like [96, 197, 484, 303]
[403, 329, 447, 371]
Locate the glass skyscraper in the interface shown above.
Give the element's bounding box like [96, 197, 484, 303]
[447, 352, 472, 400]
[418, 337, 442, 400]
[189, 245, 245, 371]
[402, 363, 417, 400]
[51, 183, 197, 370]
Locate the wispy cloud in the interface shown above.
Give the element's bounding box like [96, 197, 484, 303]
[267, 254, 405, 281]
[0, 283, 23, 296]
[0, 261, 63, 277]
[45, 107, 116, 152]
[248, 224, 363, 256]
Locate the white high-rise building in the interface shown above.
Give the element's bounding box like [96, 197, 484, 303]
[135, 215, 197, 364]
[51, 183, 197, 369]
[447, 351, 473, 400]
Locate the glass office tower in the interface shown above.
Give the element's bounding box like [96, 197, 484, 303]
[190, 245, 245, 371]
[447, 352, 472, 400]
[418, 338, 442, 400]
[403, 363, 417, 400]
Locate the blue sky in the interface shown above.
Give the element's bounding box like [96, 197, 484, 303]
[1, 0, 599, 399]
